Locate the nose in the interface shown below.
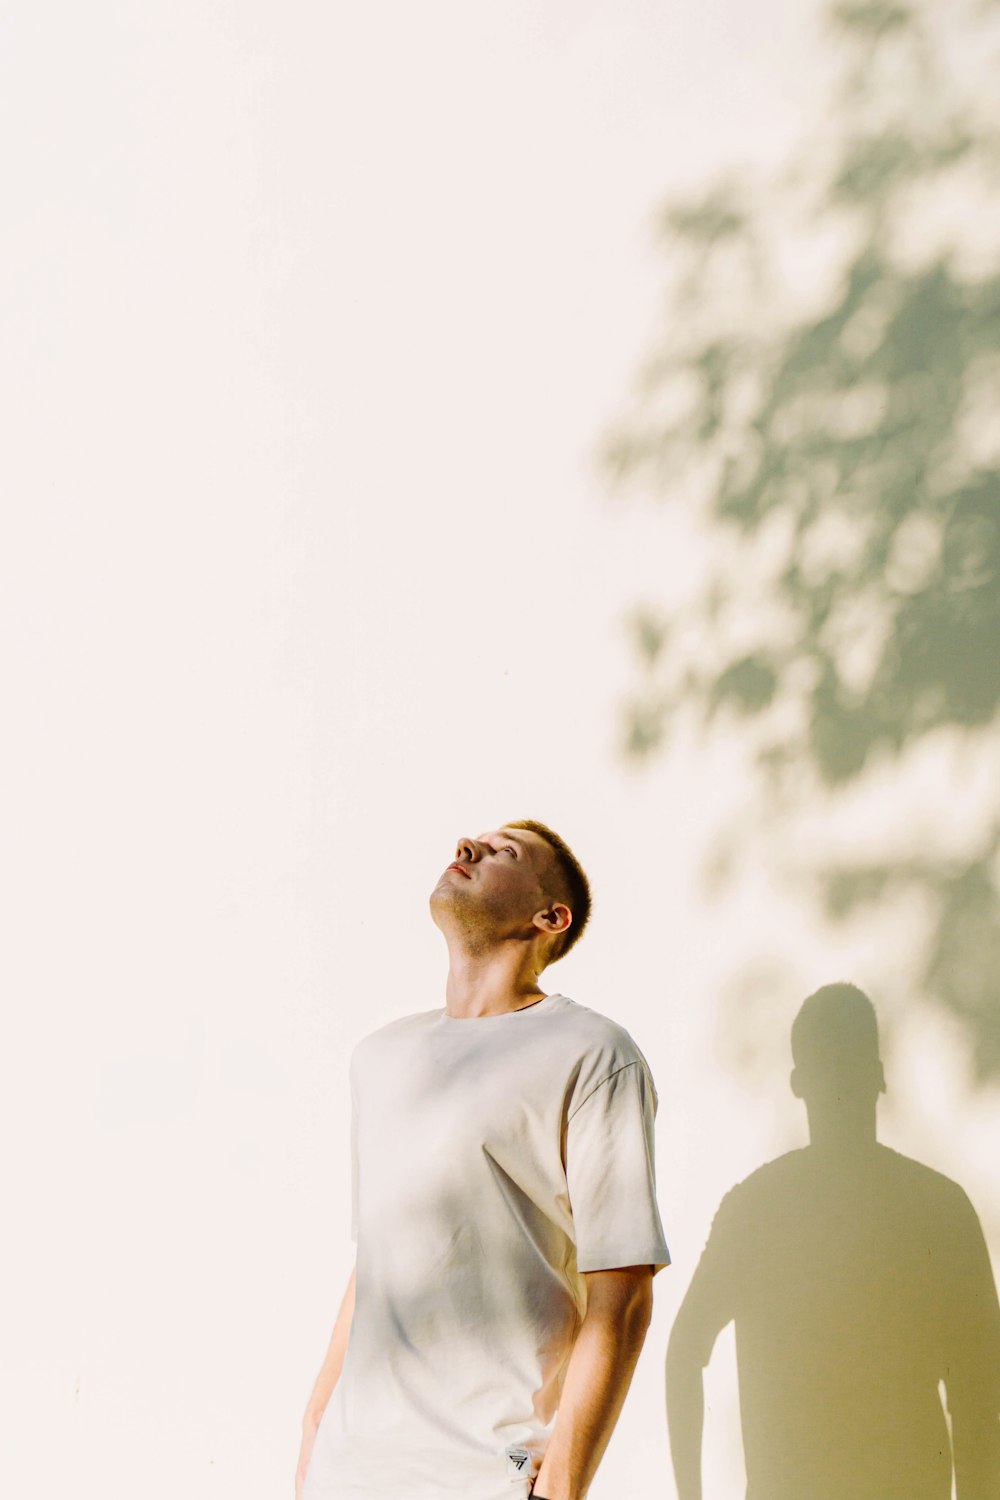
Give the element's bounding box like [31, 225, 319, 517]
[455, 836, 481, 864]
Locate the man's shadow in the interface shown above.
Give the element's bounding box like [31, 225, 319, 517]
[667, 983, 1000, 1500]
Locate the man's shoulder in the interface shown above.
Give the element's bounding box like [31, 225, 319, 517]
[553, 994, 649, 1056]
[551, 996, 659, 1103]
[346, 994, 659, 1096]
[349, 1007, 441, 1067]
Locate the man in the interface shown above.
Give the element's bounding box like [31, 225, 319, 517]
[297, 819, 670, 1500]
[666, 982, 1000, 1500]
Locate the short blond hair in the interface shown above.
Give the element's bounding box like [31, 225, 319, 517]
[504, 818, 592, 963]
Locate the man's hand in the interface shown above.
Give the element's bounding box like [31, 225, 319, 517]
[531, 1265, 654, 1500]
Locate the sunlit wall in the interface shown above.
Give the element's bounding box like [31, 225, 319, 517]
[4, 3, 997, 1498]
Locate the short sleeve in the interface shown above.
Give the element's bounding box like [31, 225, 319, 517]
[566, 1060, 671, 1275]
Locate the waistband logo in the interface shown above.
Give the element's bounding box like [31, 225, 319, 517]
[504, 1445, 531, 1482]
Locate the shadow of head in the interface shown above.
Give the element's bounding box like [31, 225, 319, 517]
[790, 981, 886, 1112]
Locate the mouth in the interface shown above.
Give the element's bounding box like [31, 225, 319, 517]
[446, 862, 471, 879]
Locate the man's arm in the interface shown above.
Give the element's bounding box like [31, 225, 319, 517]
[530, 1265, 653, 1500]
[295, 1265, 356, 1499]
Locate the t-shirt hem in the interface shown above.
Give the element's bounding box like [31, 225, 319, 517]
[576, 1248, 671, 1274]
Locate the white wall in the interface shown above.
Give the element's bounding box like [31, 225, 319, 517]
[4, 4, 995, 1498]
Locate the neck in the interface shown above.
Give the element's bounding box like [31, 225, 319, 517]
[443, 937, 547, 1019]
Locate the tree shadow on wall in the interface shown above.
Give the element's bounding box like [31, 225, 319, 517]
[603, 0, 1000, 1080]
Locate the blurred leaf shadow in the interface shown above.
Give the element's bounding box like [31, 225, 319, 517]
[605, 0, 1000, 1084]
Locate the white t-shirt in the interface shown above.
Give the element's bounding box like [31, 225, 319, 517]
[303, 992, 670, 1500]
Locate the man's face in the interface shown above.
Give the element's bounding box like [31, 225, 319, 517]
[429, 826, 565, 947]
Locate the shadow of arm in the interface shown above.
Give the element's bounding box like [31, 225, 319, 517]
[666, 1243, 734, 1500]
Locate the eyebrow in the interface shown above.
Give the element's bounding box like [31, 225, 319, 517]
[477, 831, 525, 849]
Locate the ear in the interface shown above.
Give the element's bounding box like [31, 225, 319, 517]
[790, 1067, 803, 1099]
[533, 903, 572, 937]
[876, 1060, 886, 1095]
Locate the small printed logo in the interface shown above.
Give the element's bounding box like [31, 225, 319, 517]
[504, 1445, 531, 1483]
